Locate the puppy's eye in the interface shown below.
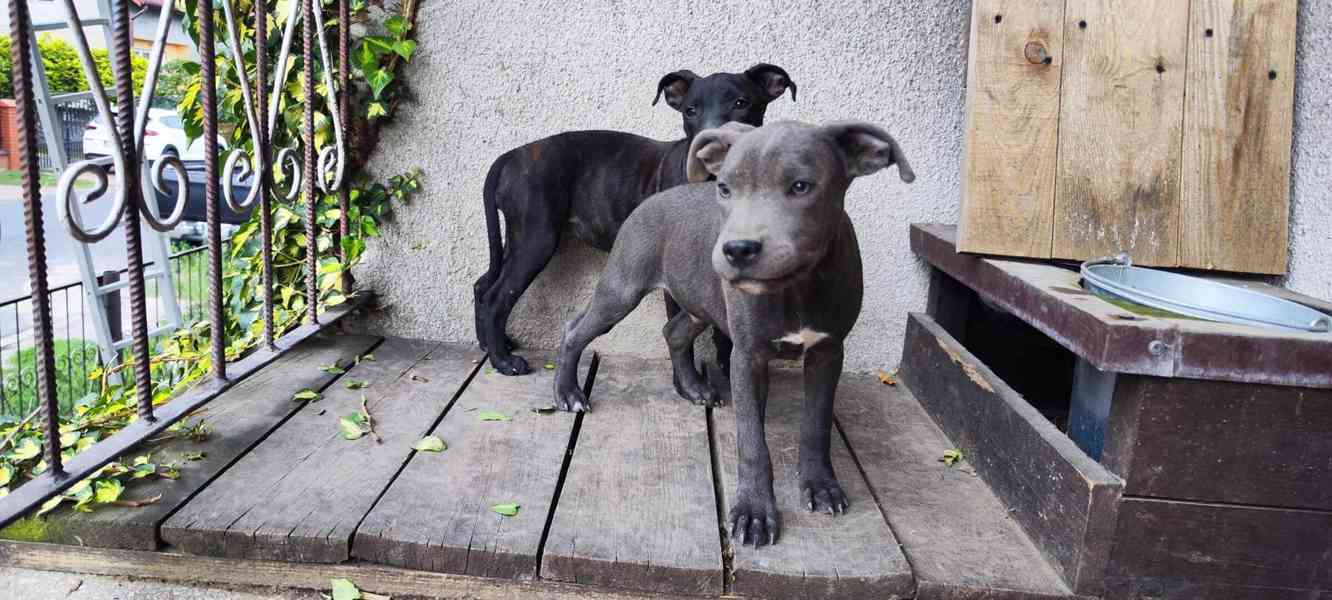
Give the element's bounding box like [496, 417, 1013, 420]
[733, 98, 751, 110]
[717, 182, 732, 198]
[789, 180, 813, 195]
[684, 106, 699, 118]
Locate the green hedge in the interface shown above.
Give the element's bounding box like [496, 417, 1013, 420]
[1, 34, 148, 100]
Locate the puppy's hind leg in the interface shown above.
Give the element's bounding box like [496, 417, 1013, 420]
[553, 279, 651, 413]
[664, 311, 717, 407]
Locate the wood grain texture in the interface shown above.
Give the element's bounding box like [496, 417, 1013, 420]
[1054, 0, 1189, 266]
[900, 313, 1122, 596]
[541, 356, 722, 596]
[836, 372, 1078, 600]
[1102, 375, 1332, 510]
[0, 541, 671, 600]
[161, 339, 481, 562]
[351, 350, 581, 579]
[958, 0, 1066, 258]
[1108, 497, 1332, 592]
[1180, 0, 1297, 274]
[912, 224, 1332, 389]
[1182, 0, 1294, 272]
[711, 368, 913, 600]
[9, 334, 381, 551]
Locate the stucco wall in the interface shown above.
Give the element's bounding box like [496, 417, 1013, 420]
[357, 0, 1328, 372]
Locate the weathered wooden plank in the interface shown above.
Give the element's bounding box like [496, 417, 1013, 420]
[1103, 375, 1332, 510]
[836, 372, 1078, 600]
[1180, 0, 1297, 274]
[0, 541, 667, 600]
[1054, 0, 1189, 266]
[900, 313, 1122, 596]
[2, 333, 381, 551]
[161, 339, 481, 562]
[711, 368, 913, 600]
[1108, 497, 1332, 592]
[541, 356, 721, 596]
[958, 0, 1065, 258]
[912, 223, 1332, 389]
[352, 350, 581, 579]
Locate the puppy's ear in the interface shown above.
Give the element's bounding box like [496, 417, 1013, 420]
[822, 121, 915, 182]
[653, 70, 699, 110]
[687, 122, 756, 183]
[745, 63, 797, 102]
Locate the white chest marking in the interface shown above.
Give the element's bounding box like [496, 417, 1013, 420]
[775, 328, 830, 349]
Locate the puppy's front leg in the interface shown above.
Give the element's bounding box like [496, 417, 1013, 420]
[799, 342, 848, 514]
[728, 350, 779, 546]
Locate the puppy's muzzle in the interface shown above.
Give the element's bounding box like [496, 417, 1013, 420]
[722, 239, 763, 268]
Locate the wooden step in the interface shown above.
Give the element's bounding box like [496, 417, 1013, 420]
[837, 370, 1084, 600]
[541, 355, 723, 596]
[161, 339, 482, 562]
[351, 350, 584, 578]
[0, 333, 380, 551]
[711, 367, 915, 600]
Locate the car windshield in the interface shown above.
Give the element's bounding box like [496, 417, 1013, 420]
[157, 115, 183, 129]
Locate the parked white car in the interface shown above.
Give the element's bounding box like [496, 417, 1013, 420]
[82, 108, 217, 163]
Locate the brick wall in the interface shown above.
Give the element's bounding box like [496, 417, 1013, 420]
[0, 99, 17, 171]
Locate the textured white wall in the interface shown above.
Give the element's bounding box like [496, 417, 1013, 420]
[357, 0, 1328, 372]
[1286, 1, 1331, 301]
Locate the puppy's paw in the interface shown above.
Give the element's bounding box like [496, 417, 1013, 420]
[728, 489, 780, 547]
[672, 371, 719, 407]
[799, 473, 849, 515]
[554, 385, 591, 413]
[490, 353, 531, 376]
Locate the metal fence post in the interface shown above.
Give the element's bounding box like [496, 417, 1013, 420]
[97, 270, 123, 344]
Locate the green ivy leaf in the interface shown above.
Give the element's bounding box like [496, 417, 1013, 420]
[392, 39, 417, 60]
[330, 578, 361, 600]
[340, 414, 368, 440]
[345, 379, 369, 390]
[293, 389, 322, 402]
[94, 479, 124, 504]
[9, 438, 40, 461]
[384, 15, 411, 37]
[366, 101, 388, 120]
[0, 464, 12, 487]
[477, 411, 509, 422]
[36, 495, 63, 516]
[491, 503, 520, 517]
[320, 362, 347, 375]
[367, 69, 393, 99]
[414, 435, 446, 453]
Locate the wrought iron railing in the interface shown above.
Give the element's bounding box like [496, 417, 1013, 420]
[0, 242, 224, 418]
[0, 0, 352, 527]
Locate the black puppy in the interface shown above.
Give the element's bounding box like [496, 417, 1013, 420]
[474, 64, 797, 377]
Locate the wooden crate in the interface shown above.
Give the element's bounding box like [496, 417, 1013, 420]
[958, 0, 1297, 274]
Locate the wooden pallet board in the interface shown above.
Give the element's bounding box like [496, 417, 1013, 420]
[1108, 497, 1332, 592]
[900, 313, 1122, 596]
[161, 339, 480, 562]
[958, 0, 1066, 258]
[351, 351, 580, 579]
[711, 368, 913, 600]
[1180, 0, 1297, 274]
[1053, 0, 1189, 266]
[835, 372, 1078, 600]
[0, 333, 380, 551]
[540, 356, 722, 596]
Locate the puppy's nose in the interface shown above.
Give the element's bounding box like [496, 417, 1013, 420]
[723, 239, 762, 267]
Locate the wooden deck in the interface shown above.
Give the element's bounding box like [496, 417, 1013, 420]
[0, 332, 1082, 600]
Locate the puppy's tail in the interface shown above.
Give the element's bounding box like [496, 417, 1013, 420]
[479, 152, 510, 286]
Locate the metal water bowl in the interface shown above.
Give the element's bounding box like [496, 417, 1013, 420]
[1080, 254, 1332, 333]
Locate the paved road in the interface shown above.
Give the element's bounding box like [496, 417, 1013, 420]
[0, 184, 136, 301]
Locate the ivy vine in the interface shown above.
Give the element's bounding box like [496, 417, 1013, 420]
[0, 0, 422, 518]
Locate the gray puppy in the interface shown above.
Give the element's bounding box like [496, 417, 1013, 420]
[552, 120, 914, 545]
